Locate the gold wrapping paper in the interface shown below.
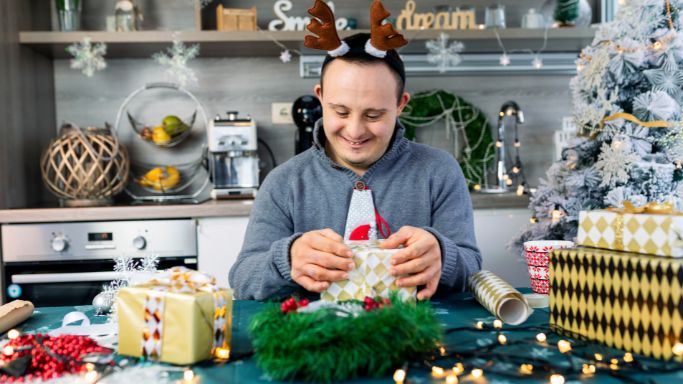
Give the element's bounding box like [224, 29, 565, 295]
[116, 269, 233, 365]
[468, 270, 532, 325]
[321, 240, 417, 302]
[550, 247, 683, 361]
[577, 209, 683, 257]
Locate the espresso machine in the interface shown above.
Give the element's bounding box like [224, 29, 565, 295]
[293, 95, 322, 154]
[207, 111, 259, 199]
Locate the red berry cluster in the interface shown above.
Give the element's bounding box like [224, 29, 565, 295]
[363, 296, 391, 311]
[0, 334, 112, 382]
[280, 297, 310, 313]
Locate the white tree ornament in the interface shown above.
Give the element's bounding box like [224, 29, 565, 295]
[425, 33, 464, 73]
[152, 38, 200, 87]
[66, 37, 107, 77]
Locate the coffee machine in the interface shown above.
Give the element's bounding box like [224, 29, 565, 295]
[293, 95, 322, 154]
[207, 111, 259, 199]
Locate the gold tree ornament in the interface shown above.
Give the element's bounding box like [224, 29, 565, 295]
[41, 124, 129, 207]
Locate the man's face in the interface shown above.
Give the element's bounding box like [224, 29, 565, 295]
[314, 59, 410, 175]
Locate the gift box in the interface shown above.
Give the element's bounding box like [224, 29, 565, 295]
[577, 208, 683, 257]
[321, 240, 416, 302]
[116, 267, 233, 365]
[549, 247, 683, 361]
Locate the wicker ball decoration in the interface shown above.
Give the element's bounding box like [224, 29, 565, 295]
[41, 125, 130, 206]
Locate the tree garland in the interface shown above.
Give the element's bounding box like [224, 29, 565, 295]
[399, 90, 494, 188]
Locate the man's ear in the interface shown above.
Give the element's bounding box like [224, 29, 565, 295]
[314, 84, 322, 100]
[397, 92, 411, 113]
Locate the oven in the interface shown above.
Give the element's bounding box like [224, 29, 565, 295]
[1, 219, 197, 307]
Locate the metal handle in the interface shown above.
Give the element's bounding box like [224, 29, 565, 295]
[84, 244, 117, 250]
[12, 272, 125, 284]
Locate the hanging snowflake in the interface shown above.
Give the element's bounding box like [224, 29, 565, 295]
[153, 38, 200, 87]
[425, 32, 464, 73]
[280, 49, 292, 63]
[66, 37, 107, 77]
[594, 140, 639, 187]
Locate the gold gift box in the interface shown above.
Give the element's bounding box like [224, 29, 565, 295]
[550, 247, 683, 361]
[577, 209, 683, 257]
[321, 240, 416, 302]
[116, 268, 233, 365]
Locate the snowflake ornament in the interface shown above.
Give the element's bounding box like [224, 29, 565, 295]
[279, 49, 292, 63]
[66, 37, 107, 77]
[595, 140, 640, 187]
[643, 60, 683, 101]
[153, 38, 200, 87]
[426, 33, 464, 73]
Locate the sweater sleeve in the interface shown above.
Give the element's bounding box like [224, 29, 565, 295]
[228, 171, 302, 300]
[422, 157, 482, 293]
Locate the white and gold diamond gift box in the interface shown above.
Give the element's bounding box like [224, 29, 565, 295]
[321, 240, 417, 302]
[577, 210, 683, 257]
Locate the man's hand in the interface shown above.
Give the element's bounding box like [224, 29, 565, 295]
[290, 228, 355, 293]
[380, 226, 442, 300]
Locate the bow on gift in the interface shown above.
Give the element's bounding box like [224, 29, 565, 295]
[608, 201, 679, 215]
[138, 267, 230, 360]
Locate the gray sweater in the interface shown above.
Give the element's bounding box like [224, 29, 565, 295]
[229, 120, 482, 300]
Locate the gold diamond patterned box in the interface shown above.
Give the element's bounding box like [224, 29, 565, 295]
[577, 209, 683, 257]
[117, 267, 233, 365]
[549, 247, 683, 361]
[321, 240, 417, 302]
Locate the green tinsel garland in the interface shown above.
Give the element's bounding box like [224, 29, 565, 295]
[399, 90, 494, 188]
[249, 298, 442, 383]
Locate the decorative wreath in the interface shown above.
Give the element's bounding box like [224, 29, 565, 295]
[249, 296, 442, 382]
[399, 90, 495, 188]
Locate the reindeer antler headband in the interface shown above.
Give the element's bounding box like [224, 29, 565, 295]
[304, 0, 407, 58]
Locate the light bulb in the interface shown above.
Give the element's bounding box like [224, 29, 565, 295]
[512, 166, 520, 174]
[496, 140, 503, 148]
[500, 53, 511, 66]
[550, 374, 565, 384]
[536, 333, 547, 342]
[432, 366, 446, 378]
[393, 369, 406, 383]
[453, 363, 465, 375]
[557, 340, 572, 354]
[471, 368, 483, 378]
[473, 184, 481, 191]
[475, 321, 484, 329]
[519, 364, 533, 375]
[498, 334, 507, 345]
[623, 353, 634, 363]
[516, 185, 525, 196]
[446, 374, 459, 384]
[594, 353, 604, 361]
[532, 56, 543, 69]
[7, 330, 20, 340]
[673, 342, 683, 356]
[493, 319, 503, 329]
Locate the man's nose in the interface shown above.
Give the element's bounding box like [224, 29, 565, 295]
[344, 116, 366, 139]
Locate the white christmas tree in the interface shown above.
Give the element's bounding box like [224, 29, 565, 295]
[515, 0, 683, 247]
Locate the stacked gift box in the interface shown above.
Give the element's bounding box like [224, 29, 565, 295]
[549, 206, 683, 361]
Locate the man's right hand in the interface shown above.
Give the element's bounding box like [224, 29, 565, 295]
[290, 228, 355, 292]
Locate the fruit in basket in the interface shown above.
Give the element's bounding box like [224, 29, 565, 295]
[162, 115, 190, 137]
[152, 126, 172, 145]
[137, 166, 181, 191]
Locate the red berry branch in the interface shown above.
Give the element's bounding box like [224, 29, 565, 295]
[280, 297, 310, 313]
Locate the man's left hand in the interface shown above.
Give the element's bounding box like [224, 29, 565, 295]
[380, 226, 441, 300]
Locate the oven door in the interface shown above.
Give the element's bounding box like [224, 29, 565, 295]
[4, 257, 197, 307]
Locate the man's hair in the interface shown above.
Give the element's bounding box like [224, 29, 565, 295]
[319, 33, 406, 104]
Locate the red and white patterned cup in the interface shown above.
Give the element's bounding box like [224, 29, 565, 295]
[523, 240, 574, 294]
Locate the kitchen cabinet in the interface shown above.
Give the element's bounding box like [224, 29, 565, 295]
[197, 216, 250, 288]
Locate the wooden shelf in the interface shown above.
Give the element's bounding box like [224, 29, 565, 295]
[19, 28, 597, 58]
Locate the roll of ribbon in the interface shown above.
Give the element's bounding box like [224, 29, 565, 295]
[468, 270, 532, 325]
[0, 300, 35, 333]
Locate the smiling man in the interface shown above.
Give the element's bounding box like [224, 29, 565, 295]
[229, 1, 481, 301]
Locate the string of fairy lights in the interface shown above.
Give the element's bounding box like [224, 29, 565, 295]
[391, 319, 683, 384]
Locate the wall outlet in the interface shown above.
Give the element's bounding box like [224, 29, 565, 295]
[271, 102, 294, 124]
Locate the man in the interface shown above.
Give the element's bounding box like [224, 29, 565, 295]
[229, 2, 481, 301]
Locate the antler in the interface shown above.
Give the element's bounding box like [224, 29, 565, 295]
[369, 0, 407, 51]
[304, 0, 343, 52]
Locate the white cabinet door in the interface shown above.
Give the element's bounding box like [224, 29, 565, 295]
[473, 208, 532, 288]
[197, 217, 249, 288]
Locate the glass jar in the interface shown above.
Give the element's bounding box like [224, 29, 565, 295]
[115, 0, 141, 31]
